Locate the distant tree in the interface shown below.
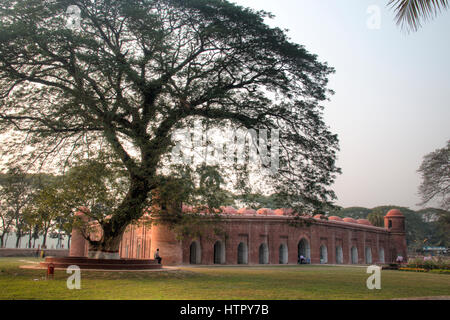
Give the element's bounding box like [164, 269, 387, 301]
[0, 0, 340, 257]
[0, 203, 13, 248]
[368, 211, 384, 227]
[389, 0, 449, 32]
[330, 207, 371, 219]
[435, 211, 450, 246]
[417, 140, 449, 211]
[0, 167, 34, 248]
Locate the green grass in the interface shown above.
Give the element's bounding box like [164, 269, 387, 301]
[0, 257, 449, 300]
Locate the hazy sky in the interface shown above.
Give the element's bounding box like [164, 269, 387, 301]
[233, 0, 450, 209]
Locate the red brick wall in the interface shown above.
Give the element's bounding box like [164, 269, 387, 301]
[71, 214, 406, 266]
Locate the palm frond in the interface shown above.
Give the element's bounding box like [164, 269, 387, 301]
[388, 0, 449, 32]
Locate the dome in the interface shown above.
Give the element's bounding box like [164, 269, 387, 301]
[386, 209, 403, 217]
[328, 216, 343, 221]
[257, 208, 274, 215]
[274, 208, 294, 216]
[343, 217, 357, 223]
[221, 206, 237, 215]
[237, 208, 257, 215]
[357, 219, 372, 226]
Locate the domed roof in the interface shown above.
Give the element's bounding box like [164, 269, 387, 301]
[182, 204, 194, 213]
[237, 208, 257, 215]
[343, 217, 357, 223]
[256, 208, 274, 215]
[221, 206, 237, 215]
[357, 219, 372, 226]
[314, 214, 325, 219]
[386, 209, 403, 217]
[328, 216, 343, 221]
[274, 208, 294, 216]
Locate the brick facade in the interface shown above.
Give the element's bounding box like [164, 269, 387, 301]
[71, 209, 407, 266]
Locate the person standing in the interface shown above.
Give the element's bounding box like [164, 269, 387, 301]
[154, 248, 162, 264]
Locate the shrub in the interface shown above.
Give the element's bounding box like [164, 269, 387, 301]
[399, 267, 427, 272]
[406, 256, 450, 270]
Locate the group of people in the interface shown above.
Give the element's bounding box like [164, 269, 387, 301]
[298, 255, 310, 264]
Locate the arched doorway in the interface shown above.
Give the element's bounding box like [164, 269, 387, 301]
[189, 241, 201, 264]
[365, 246, 372, 264]
[279, 243, 288, 264]
[320, 245, 328, 264]
[379, 248, 385, 263]
[351, 246, 358, 264]
[259, 243, 269, 264]
[214, 240, 225, 264]
[297, 238, 310, 262]
[335, 246, 343, 264]
[237, 242, 248, 264]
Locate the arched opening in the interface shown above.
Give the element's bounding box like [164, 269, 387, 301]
[189, 241, 201, 264]
[297, 238, 311, 262]
[259, 243, 269, 264]
[214, 240, 225, 264]
[237, 242, 248, 264]
[351, 246, 358, 264]
[379, 248, 385, 263]
[279, 243, 288, 264]
[365, 246, 372, 264]
[136, 242, 141, 259]
[320, 245, 328, 264]
[335, 246, 343, 264]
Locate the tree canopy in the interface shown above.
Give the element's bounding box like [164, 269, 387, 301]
[0, 0, 340, 255]
[389, 0, 449, 32]
[417, 140, 449, 211]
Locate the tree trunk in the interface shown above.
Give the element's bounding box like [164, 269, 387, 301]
[67, 234, 71, 249]
[28, 230, 32, 249]
[42, 229, 48, 248]
[15, 233, 22, 248]
[87, 236, 123, 259]
[0, 234, 4, 248]
[86, 175, 151, 259]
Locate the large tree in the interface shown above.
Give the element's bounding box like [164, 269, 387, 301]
[0, 0, 340, 258]
[417, 140, 449, 211]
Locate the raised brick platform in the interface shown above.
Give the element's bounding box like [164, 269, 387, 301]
[40, 256, 163, 270]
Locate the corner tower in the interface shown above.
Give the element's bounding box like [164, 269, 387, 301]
[384, 209, 407, 262]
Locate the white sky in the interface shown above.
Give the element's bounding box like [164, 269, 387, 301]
[233, 0, 450, 209]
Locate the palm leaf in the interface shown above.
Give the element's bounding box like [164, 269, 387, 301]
[388, 0, 449, 32]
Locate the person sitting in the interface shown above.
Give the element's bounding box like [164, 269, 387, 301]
[300, 255, 305, 264]
[154, 248, 162, 264]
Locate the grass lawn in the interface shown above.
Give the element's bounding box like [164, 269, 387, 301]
[0, 257, 449, 300]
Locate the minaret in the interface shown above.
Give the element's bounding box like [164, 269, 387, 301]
[69, 210, 89, 257]
[384, 209, 407, 263]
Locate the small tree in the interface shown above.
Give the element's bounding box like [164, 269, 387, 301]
[0, 205, 13, 248]
[0, 167, 34, 248]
